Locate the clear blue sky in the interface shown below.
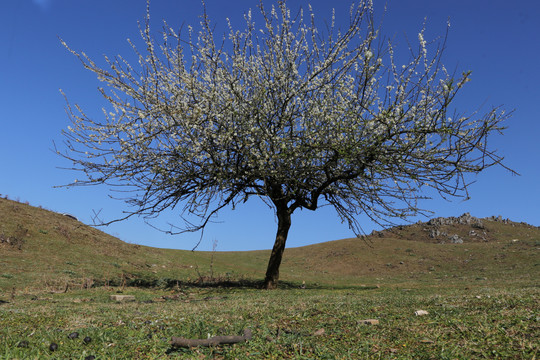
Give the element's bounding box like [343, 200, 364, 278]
[1, 0, 538, 251]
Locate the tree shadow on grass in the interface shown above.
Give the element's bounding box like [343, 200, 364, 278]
[93, 276, 380, 291]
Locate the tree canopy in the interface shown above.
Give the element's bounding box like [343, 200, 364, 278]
[59, 1, 513, 288]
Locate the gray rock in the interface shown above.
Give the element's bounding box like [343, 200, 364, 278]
[427, 213, 484, 229]
[449, 234, 463, 244]
[61, 213, 78, 221]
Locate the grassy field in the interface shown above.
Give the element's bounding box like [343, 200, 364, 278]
[1, 197, 539, 358]
[1, 285, 538, 359]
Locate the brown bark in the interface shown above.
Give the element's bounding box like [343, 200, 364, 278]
[171, 329, 252, 348]
[263, 205, 291, 289]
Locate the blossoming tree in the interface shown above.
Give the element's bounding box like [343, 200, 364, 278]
[59, 1, 513, 288]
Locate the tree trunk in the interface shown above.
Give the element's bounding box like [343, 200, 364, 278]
[263, 205, 291, 289]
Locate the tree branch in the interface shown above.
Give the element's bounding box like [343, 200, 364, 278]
[171, 329, 252, 348]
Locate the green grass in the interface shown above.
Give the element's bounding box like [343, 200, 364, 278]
[1, 285, 538, 359]
[1, 197, 539, 358]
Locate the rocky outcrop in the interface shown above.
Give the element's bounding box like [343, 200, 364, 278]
[486, 215, 509, 224]
[424, 213, 486, 244]
[427, 213, 484, 229]
[365, 213, 535, 244]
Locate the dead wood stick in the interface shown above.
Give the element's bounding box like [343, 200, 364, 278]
[171, 329, 252, 348]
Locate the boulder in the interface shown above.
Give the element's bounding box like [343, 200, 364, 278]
[449, 234, 464, 244]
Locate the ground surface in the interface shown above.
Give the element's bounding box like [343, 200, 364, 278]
[1, 197, 539, 358]
[1, 284, 538, 359]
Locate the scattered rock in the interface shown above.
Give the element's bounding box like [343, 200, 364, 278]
[67, 332, 79, 339]
[449, 234, 464, 244]
[371, 230, 386, 237]
[358, 319, 379, 325]
[313, 328, 325, 336]
[487, 215, 510, 224]
[429, 228, 441, 238]
[429, 213, 484, 227]
[49, 342, 58, 351]
[110, 295, 136, 302]
[83, 336, 92, 344]
[414, 310, 429, 316]
[61, 213, 78, 221]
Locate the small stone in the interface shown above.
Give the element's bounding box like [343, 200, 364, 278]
[415, 310, 429, 316]
[68, 332, 79, 339]
[49, 342, 58, 351]
[419, 338, 434, 344]
[313, 328, 325, 336]
[83, 336, 92, 344]
[359, 319, 379, 325]
[110, 295, 136, 302]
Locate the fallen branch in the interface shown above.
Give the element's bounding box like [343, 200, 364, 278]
[171, 329, 252, 348]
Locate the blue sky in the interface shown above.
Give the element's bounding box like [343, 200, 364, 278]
[1, 0, 538, 251]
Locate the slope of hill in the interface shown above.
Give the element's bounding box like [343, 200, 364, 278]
[281, 213, 539, 286]
[0, 197, 207, 292]
[1, 197, 539, 293]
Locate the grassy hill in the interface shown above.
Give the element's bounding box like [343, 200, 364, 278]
[1, 197, 539, 293]
[1, 197, 539, 358]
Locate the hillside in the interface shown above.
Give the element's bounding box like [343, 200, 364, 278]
[1, 197, 539, 293]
